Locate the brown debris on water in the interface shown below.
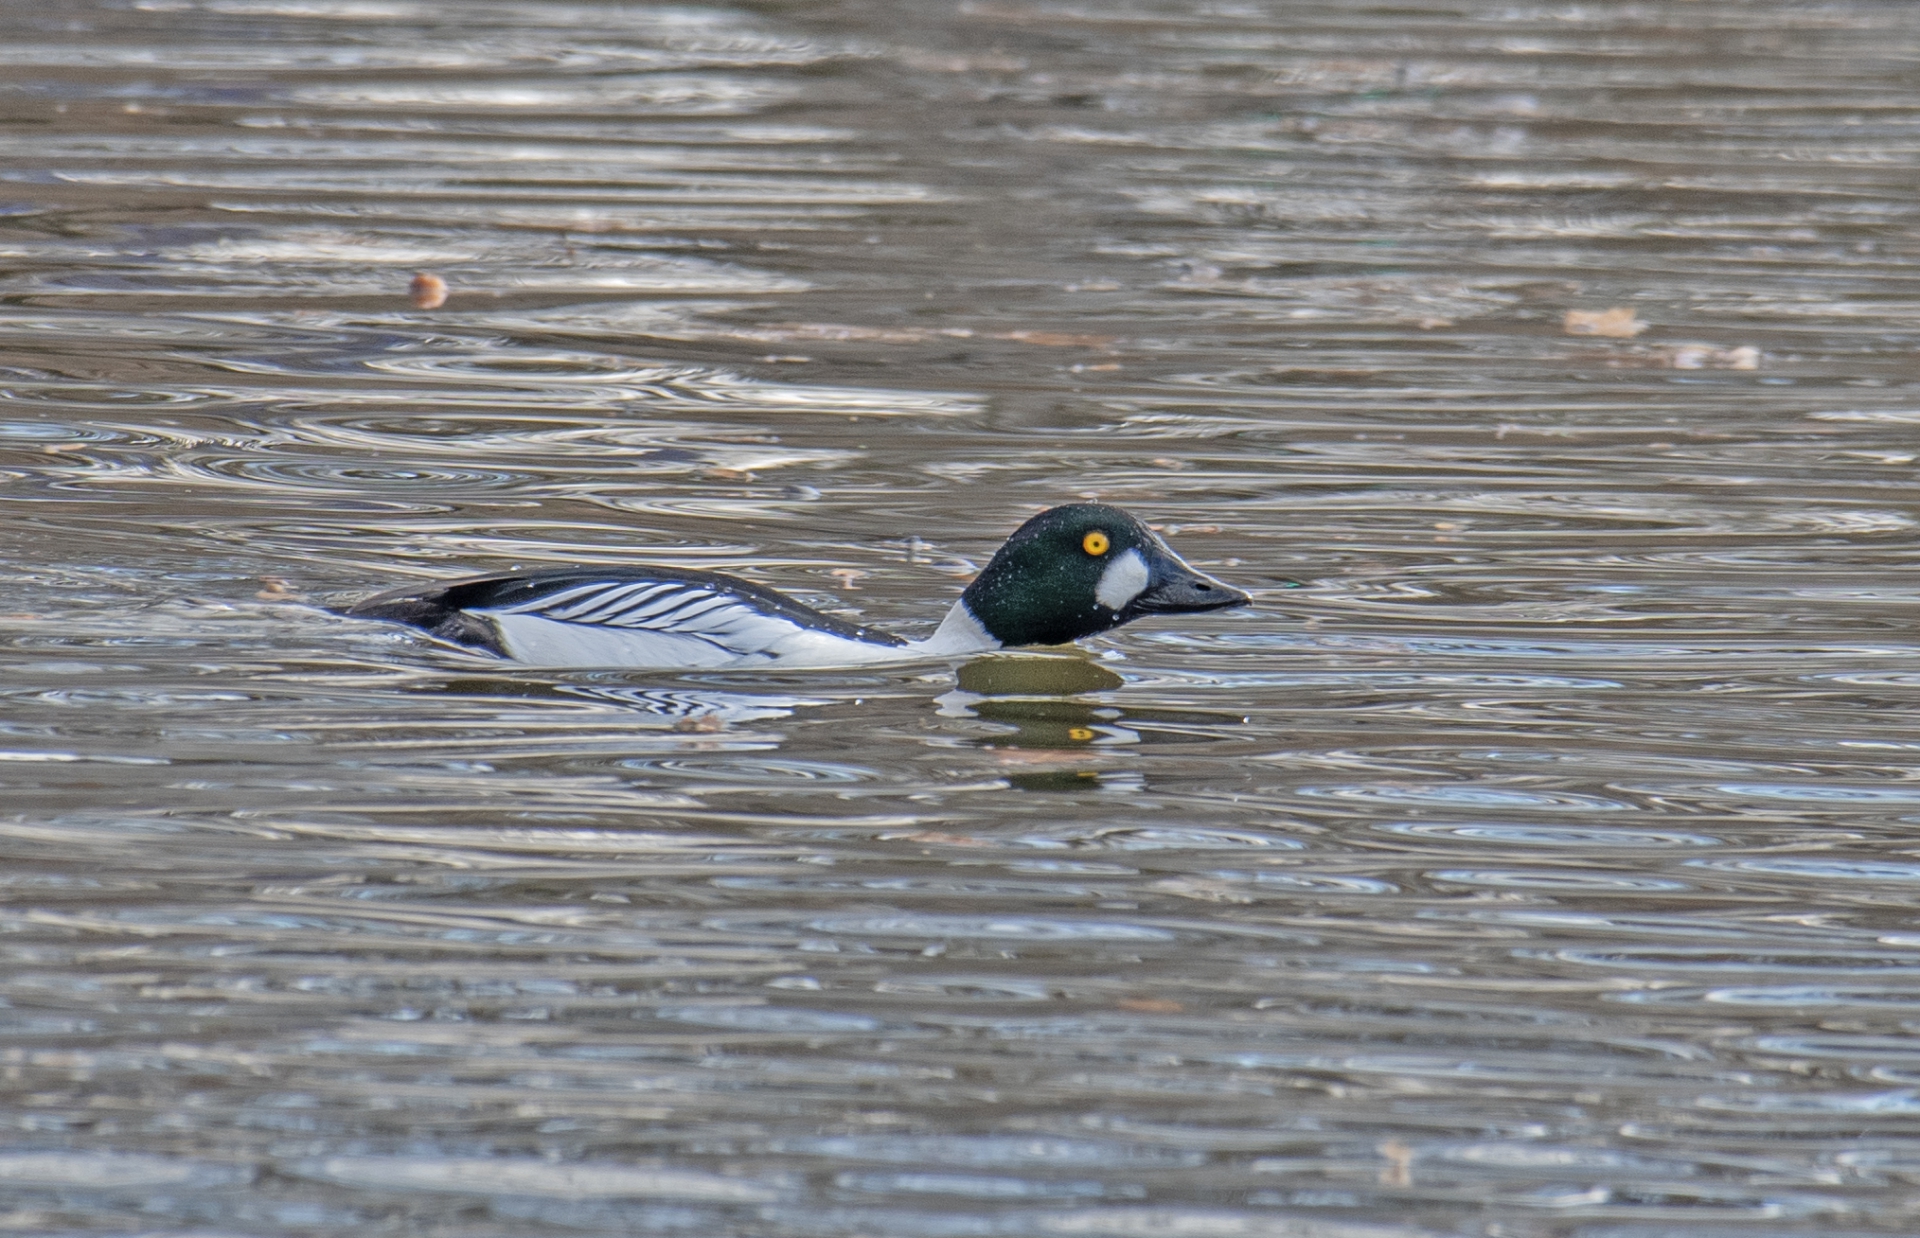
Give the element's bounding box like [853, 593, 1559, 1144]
[1563, 306, 1646, 338]
[1574, 343, 1763, 370]
[409, 271, 448, 310]
[1670, 343, 1760, 370]
[1377, 1139, 1415, 1187]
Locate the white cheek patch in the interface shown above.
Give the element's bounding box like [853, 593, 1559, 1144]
[1095, 547, 1151, 611]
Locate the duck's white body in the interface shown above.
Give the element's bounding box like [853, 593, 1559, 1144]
[480, 582, 998, 668]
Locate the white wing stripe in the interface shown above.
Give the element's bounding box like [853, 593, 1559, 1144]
[474, 575, 912, 667]
[602, 587, 704, 623]
[494, 582, 605, 616]
[493, 581, 738, 627]
[545, 583, 657, 622]
[635, 593, 726, 625]
[569, 586, 701, 625]
[618, 592, 712, 624]
[581, 582, 680, 617]
[634, 595, 734, 630]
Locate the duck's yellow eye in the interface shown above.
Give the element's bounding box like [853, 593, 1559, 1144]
[1068, 727, 1095, 741]
[1082, 530, 1110, 556]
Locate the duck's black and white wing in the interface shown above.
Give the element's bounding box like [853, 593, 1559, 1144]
[346, 567, 907, 668]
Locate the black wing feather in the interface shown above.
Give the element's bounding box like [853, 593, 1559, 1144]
[346, 566, 905, 656]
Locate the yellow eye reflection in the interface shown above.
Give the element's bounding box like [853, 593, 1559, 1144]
[1082, 530, 1111, 556]
[1068, 727, 1096, 741]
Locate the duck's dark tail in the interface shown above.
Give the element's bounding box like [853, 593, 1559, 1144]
[343, 579, 511, 657]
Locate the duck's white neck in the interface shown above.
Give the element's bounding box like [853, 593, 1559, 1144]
[906, 599, 1001, 657]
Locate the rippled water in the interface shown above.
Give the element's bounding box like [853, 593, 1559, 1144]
[4, 0, 1920, 1233]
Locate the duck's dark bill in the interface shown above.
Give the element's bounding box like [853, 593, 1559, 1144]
[1128, 555, 1250, 616]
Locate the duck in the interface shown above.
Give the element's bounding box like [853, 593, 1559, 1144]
[345, 503, 1248, 669]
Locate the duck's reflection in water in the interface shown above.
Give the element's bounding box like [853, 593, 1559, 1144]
[938, 654, 1241, 792]
[564, 684, 825, 727]
[438, 676, 826, 729]
[946, 658, 1126, 791]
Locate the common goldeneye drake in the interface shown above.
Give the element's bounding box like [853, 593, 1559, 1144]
[346, 503, 1248, 669]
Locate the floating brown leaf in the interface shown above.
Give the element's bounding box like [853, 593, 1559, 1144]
[1563, 306, 1646, 338]
[409, 271, 448, 310]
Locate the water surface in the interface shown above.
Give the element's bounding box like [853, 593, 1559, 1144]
[3, 1, 1920, 1234]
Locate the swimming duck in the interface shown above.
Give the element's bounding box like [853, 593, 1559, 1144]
[346, 503, 1248, 669]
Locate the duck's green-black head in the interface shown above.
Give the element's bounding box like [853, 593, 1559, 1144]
[960, 503, 1249, 648]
